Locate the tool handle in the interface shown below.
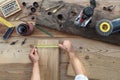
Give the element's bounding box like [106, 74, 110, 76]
[0, 17, 14, 28]
[90, 0, 96, 9]
[52, 4, 64, 13]
[3, 27, 15, 40]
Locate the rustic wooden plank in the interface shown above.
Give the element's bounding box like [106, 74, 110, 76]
[66, 38, 120, 80]
[0, 64, 32, 80]
[36, 0, 120, 46]
[37, 39, 59, 80]
[0, 37, 59, 80]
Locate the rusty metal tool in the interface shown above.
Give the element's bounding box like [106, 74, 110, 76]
[10, 40, 18, 45]
[45, 4, 61, 11]
[103, 5, 116, 12]
[52, 4, 65, 13]
[21, 38, 27, 45]
[45, 3, 65, 14]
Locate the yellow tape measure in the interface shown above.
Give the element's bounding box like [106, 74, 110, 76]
[0, 17, 14, 28]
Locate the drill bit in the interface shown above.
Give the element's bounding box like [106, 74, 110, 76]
[21, 38, 27, 45]
[10, 40, 18, 45]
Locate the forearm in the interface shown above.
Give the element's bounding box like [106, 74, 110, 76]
[68, 52, 86, 75]
[31, 62, 41, 80]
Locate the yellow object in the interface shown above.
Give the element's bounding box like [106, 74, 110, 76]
[0, 17, 14, 28]
[100, 22, 111, 32]
[35, 45, 58, 48]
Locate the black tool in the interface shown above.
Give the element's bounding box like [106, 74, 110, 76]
[0, 17, 15, 40]
[10, 40, 18, 45]
[21, 38, 27, 45]
[96, 18, 120, 36]
[3, 27, 15, 40]
[74, 0, 96, 27]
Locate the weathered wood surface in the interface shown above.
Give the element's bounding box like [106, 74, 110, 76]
[0, 0, 120, 80]
[36, 0, 120, 46]
[37, 40, 59, 80]
[0, 37, 120, 80]
[0, 38, 59, 80]
[66, 38, 120, 80]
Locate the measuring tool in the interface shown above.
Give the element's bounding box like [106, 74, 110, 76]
[96, 18, 120, 36]
[0, 17, 14, 28]
[0, 17, 15, 40]
[35, 45, 58, 48]
[0, 0, 21, 17]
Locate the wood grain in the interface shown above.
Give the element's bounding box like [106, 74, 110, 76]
[0, 0, 120, 80]
[37, 39, 59, 80]
[36, 0, 120, 46]
[0, 38, 59, 80]
[66, 38, 120, 80]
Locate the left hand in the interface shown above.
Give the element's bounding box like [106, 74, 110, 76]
[29, 47, 39, 63]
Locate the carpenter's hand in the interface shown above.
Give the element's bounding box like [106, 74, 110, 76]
[29, 47, 39, 63]
[59, 40, 74, 53]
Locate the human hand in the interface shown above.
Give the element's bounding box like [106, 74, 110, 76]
[59, 40, 74, 53]
[29, 47, 39, 63]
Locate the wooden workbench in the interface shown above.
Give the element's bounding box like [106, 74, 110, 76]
[0, 0, 120, 80]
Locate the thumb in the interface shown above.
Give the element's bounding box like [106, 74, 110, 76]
[34, 48, 38, 55]
[59, 44, 66, 50]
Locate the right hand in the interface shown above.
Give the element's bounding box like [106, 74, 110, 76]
[59, 40, 74, 53]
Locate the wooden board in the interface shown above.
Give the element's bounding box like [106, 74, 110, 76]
[66, 38, 120, 80]
[36, 0, 120, 46]
[37, 39, 59, 80]
[0, 37, 59, 80]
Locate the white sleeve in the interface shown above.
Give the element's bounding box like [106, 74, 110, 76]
[75, 74, 88, 80]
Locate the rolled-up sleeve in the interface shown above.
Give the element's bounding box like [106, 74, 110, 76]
[75, 74, 88, 80]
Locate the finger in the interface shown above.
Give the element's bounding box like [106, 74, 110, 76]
[34, 48, 38, 55]
[30, 47, 35, 55]
[58, 44, 66, 50]
[59, 40, 64, 44]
